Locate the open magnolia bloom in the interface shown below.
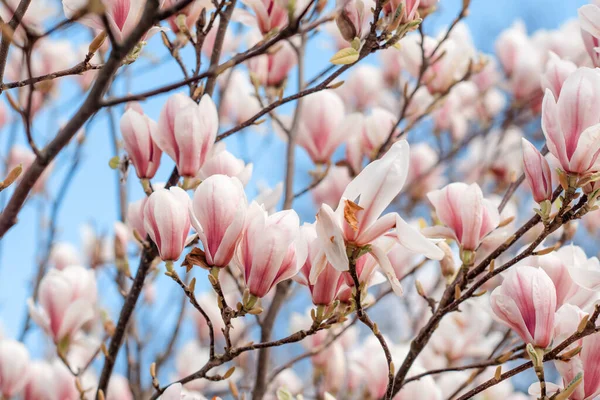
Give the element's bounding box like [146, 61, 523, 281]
[314, 140, 444, 295]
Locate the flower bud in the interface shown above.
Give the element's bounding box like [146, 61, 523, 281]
[120, 107, 162, 179]
[522, 139, 553, 203]
[155, 94, 218, 178]
[143, 187, 191, 261]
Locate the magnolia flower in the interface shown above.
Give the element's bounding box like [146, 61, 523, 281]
[144, 187, 192, 261]
[247, 39, 297, 87]
[522, 139, 553, 203]
[49, 242, 82, 271]
[196, 143, 253, 186]
[579, 3, 600, 67]
[236, 0, 287, 35]
[28, 266, 97, 346]
[382, 0, 419, 30]
[294, 224, 345, 305]
[426, 182, 500, 255]
[162, 0, 211, 33]
[540, 52, 577, 99]
[335, 0, 371, 42]
[554, 332, 600, 400]
[496, 21, 544, 104]
[542, 67, 600, 175]
[23, 361, 56, 400]
[236, 202, 306, 298]
[121, 105, 162, 179]
[0, 340, 29, 398]
[62, 0, 162, 42]
[490, 266, 556, 348]
[190, 175, 247, 268]
[155, 94, 218, 178]
[315, 140, 443, 295]
[296, 91, 346, 164]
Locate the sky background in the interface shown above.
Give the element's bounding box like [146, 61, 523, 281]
[0, 0, 591, 390]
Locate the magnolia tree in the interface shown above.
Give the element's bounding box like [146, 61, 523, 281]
[3, 0, 600, 399]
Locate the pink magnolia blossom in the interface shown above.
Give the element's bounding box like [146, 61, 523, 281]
[490, 266, 556, 348]
[554, 304, 588, 351]
[235, 202, 307, 298]
[335, 0, 371, 42]
[0, 0, 53, 35]
[190, 175, 247, 268]
[426, 182, 500, 252]
[162, 0, 210, 33]
[382, 0, 419, 25]
[496, 21, 545, 104]
[540, 52, 577, 99]
[579, 3, 600, 67]
[127, 197, 148, 239]
[312, 166, 352, 209]
[49, 242, 82, 271]
[297, 91, 346, 164]
[155, 94, 218, 177]
[237, 0, 287, 35]
[23, 361, 55, 400]
[522, 139, 553, 203]
[144, 187, 191, 261]
[62, 0, 163, 43]
[554, 332, 600, 400]
[121, 105, 162, 179]
[28, 266, 97, 346]
[195, 142, 253, 186]
[247, 39, 297, 87]
[315, 140, 444, 295]
[294, 224, 345, 305]
[0, 339, 29, 398]
[542, 67, 600, 175]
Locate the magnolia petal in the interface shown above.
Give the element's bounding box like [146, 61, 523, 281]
[316, 204, 349, 271]
[396, 215, 444, 260]
[370, 245, 403, 296]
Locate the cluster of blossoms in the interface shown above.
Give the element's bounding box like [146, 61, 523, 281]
[4, 0, 600, 399]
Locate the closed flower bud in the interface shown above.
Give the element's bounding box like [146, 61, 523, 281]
[144, 187, 192, 261]
[522, 139, 553, 203]
[426, 182, 500, 252]
[120, 107, 162, 179]
[542, 68, 600, 175]
[155, 94, 218, 178]
[190, 175, 247, 268]
[490, 266, 556, 348]
[28, 266, 97, 347]
[235, 202, 306, 298]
